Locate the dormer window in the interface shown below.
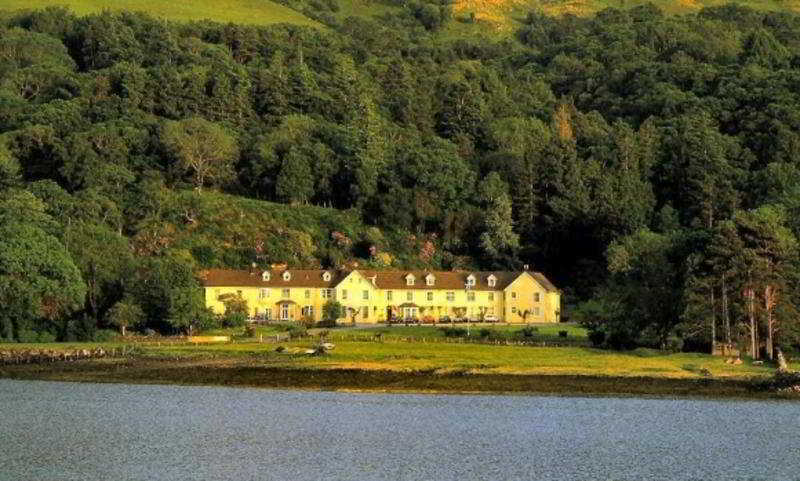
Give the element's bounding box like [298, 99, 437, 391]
[262, 271, 270, 282]
[466, 274, 476, 287]
[282, 271, 291, 281]
[405, 274, 415, 286]
[487, 275, 496, 288]
[425, 273, 435, 286]
[322, 271, 331, 282]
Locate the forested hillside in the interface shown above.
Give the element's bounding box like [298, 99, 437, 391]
[1, 5, 799, 354]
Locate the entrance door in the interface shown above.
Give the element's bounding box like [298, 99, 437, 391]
[281, 304, 290, 320]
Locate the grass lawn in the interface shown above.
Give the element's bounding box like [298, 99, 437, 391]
[96, 335, 789, 379]
[4, 336, 799, 397]
[1, 0, 321, 27]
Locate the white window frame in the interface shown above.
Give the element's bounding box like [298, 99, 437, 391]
[406, 291, 413, 301]
[341, 289, 348, 300]
[534, 307, 541, 316]
[467, 292, 475, 302]
[426, 291, 433, 301]
[466, 275, 476, 287]
[282, 271, 291, 281]
[446, 292, 455, 302]
[387, 290, 393, 301]
[534, 292, 540, 302]
[258, 288, 270, 300]
[406, 275, 415, 286]
[323, 272, 331, 281]
[262, 271, 270, 282]
[426, 275, 435, 286]
[487, 275, 496, 287]
[282, 288, 290, 298]
[362, 290, 369, 300]
[305, 289, 311, 299]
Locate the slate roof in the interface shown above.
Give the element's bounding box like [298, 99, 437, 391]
[199, 268, 345, 289]
[200, 268, 558, 292]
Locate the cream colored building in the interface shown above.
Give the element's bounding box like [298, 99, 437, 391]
[200, 267, 560, 324]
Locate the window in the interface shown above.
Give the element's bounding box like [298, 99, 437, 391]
[262, 271, 270, 282]
[302, 306, 314, 318]
[362, 290, 369, 300]
[447, 292, 455, 302]
[237, 290, 242, 296]
[305, 289, 311, 299]
[362, 306, 369, 319]
[322, 272, 331, 282]
[321, 288, 332, 299]
[488, 292, 494, 301]
[406, 275, 415, 286]
[511, 292, 517, 299]
[466, 275, 476, 287]
[406, 291, 413, 301]
[387, 291, 393, 301]
[341, 289, 348, 300]
[534, 307, 541, 316]
[282, 271, 291, 281]
[426, 274, 435, 286]
[282, 288, 290, 298]
[467, 292, 475, 302]
[264, 308, 272, 320]
[259, 288, 270, 300]
[487, 275, 496, 287]
[534, 292, 540, 302]
[426, 291, 433, 301]
[281, 304, 291, 320]
[511, 307, 517, 314]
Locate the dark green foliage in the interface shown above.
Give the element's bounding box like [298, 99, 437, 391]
[1, 6, 800, 348]
[322, 300, 343, 322]
[516, 326, 538, 339]
[222, 295, 249, 327]
[441, 327, 468, 338]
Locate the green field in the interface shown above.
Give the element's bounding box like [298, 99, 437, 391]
[4, 330, 799, 397]
[1, 0, 321, 27]
[4, 326, 794, 379]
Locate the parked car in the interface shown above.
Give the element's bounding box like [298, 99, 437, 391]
[483, 315, 499, 323]
[438, 316, 452, 324]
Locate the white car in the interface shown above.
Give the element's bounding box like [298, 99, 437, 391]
[483, 315, 499, 323]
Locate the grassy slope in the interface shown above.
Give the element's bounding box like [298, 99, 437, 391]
[1, 0, 321, 27]
[332, 0, 800, 39]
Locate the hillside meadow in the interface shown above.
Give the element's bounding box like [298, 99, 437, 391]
[0, 0, 321, 27]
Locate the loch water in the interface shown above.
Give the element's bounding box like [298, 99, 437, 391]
[0, 379, 798, 481]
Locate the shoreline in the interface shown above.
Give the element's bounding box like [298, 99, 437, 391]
[0, 357, 793, 400]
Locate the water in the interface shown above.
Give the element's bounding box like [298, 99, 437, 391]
[0, 380, 798, 481]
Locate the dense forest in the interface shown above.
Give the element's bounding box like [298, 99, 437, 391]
[0, 4, 799, 356]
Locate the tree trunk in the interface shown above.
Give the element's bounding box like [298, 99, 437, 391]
[764, 285, 776, 361]
[710, 287, 716, 355]
[722, 273, 731, 349]
[748, 287, 757, 360]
